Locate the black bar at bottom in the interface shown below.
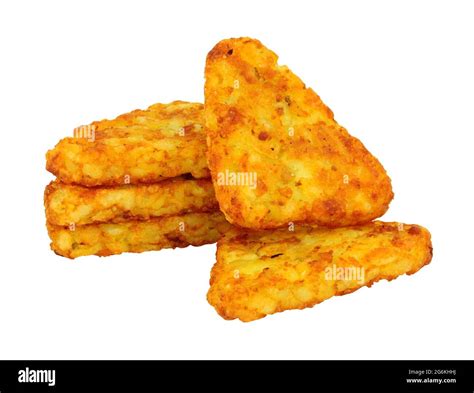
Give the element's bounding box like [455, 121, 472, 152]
[0, 360, 472, 393]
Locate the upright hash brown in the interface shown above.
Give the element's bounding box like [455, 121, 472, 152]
[45, 177, 218, 226]
[205, 38, 393, 229]
[208, 221, 432, 321]
[46, 101, 209, 186]
[48, 211, 232, 259]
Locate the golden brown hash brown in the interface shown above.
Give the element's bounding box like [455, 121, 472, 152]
[204, 38, 393, 229]
[46, 101, 209, 186]
[48, 212, 232, 259]
[208, 221, 432, 322]
[44, 177, 218, 226]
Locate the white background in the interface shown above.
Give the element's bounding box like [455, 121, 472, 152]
[0, 0, 473, 360]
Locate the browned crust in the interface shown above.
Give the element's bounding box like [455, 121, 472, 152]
[207, 221, 432, 322]
[44, 177, 218, 226]
[47, 211, 232, 259]
[46, 101, 209, 186]
[204, 38, 393, 229]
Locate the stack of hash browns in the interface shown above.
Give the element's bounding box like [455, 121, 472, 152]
[45, 101, 231, 258]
